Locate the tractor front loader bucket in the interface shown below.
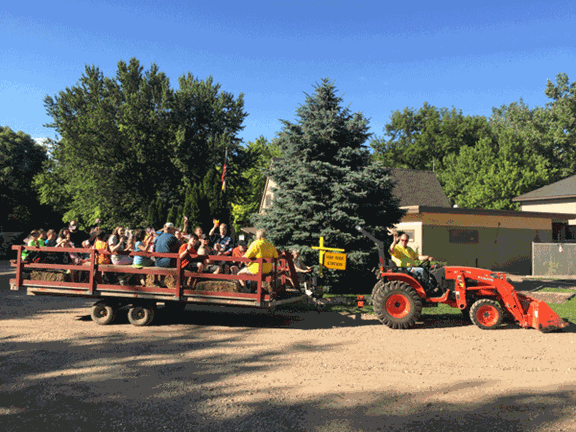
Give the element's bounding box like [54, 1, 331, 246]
[450, 267, 569, 332]
[518, 293, 569, 332]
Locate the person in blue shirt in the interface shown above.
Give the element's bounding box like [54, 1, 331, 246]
[152, 222, 180, 288]
[209, 222, 234, 256]
[154, 222, 180, 268]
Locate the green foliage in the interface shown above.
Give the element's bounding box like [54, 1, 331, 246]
[254, 79, 405, 292]
[231, 136, 281, 233]
[371, 73, 576, 210]
[38, 58, 247, 229]
[440, 128, 552, 210]
[539, 73, 576, 178]
[370, 103, 492, 172]
[0, 127, 52, 229]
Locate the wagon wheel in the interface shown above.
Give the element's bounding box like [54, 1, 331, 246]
[470, 299, 504, 330]
[372, 280, 422, 329]
[91, 300, 117, 325]
[127, 304, 156, 326]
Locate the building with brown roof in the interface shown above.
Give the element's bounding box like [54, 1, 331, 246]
[258, 167, 574, 274]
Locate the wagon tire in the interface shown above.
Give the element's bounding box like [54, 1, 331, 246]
[128, 304, 156, 326]
[372, 280, 422, 329]
[91, 301, 117, 325]
[470, 299, 503, 330]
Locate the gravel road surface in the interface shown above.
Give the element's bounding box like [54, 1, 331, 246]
[2, 266, 576, 431]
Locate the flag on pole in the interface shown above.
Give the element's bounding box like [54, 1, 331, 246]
[221, 148, 228, 191]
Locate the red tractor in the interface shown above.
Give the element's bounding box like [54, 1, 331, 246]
[356, 226, 568, 332]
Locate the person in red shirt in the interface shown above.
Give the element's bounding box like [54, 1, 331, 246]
[179, 234, 204, 273]
[230, 240, 248, 275]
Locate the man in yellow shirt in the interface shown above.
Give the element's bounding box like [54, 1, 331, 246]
[237, 228, 278, 290]
[389, 231, 433, 287]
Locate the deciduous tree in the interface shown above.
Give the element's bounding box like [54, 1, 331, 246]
[0, 127, 48, 229]
[39, 58, 247, 229]
[370, 103, 492, 172]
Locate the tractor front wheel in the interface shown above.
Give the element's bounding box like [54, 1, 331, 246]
[470, 299, 504, 330]
[372, 280, 422, 329]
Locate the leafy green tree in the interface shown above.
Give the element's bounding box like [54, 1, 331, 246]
[254, 79, 405, 292]
[0, 127, 50, 229]
[370, 103, 492, 172]
[540, 72, 576, 178]
[440, 120, 553, 210]
[39, 58, 247, 229]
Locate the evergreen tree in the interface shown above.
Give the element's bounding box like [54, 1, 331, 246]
[254, 79, 405, 292]
[203, 168, 230, 225]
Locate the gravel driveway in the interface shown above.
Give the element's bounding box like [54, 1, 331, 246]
[2, 267, 576, 432]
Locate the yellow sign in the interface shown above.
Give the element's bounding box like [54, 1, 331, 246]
[324, 252, 347, 270]
[312, 237, 346, 275]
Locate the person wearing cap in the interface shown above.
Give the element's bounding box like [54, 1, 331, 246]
[154, 222, 180, 268]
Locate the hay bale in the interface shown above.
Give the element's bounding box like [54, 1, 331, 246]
[143, 273, 276, 293]
[193, 280, 238, 292]
[29, 270, 69, 282]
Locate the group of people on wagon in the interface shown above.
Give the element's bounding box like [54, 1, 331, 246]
[19, 217, 312, 290]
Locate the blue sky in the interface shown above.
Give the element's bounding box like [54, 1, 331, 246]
[1, 0, 575, 145]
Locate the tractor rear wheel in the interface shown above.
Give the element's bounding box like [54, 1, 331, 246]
[470, 299, 504, 330]
[372, 280, 422, 329]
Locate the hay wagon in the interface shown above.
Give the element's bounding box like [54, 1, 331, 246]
[9, 245, 311, 326]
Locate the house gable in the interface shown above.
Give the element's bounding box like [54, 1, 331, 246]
[513, 174, 576, 203]
[259, 166, 450, 213]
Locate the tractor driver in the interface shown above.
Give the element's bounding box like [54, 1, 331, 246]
[389, 231, 434, 289]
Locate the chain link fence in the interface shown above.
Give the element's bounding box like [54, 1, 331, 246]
[532, 242, 576, 276]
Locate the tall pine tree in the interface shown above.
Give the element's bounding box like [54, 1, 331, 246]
[254, 79, 405, 292]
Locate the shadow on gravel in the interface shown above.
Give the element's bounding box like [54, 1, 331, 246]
[0, 330, 333, 431]
[74, 306, 380, 330]
[227, 383, 576, 432]
[1, 271, 93, 321]
[417, 313, 472, 329]
[2, 272, 378, 329]
[2, 328, 575, 432]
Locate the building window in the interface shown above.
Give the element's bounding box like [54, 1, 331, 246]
[449, 229, 479, 244]
[398, 230, 415, 242]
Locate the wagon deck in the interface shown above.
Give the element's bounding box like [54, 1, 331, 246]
[9, 245, 309, 325]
